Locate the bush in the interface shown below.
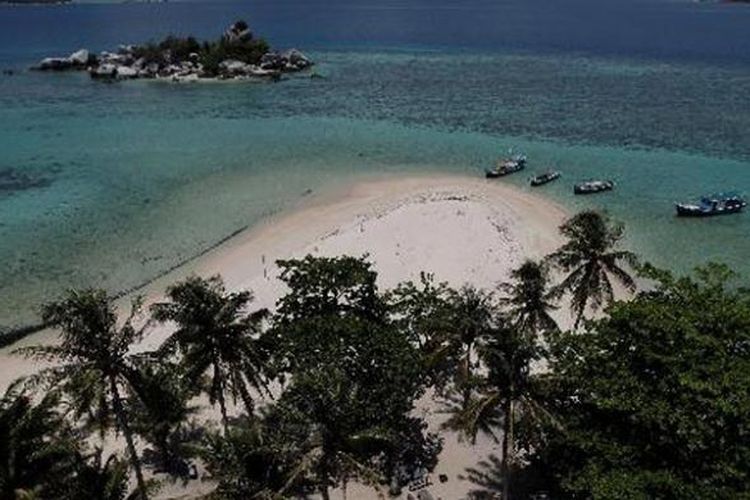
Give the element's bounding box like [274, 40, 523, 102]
[131, 26, 269, 74]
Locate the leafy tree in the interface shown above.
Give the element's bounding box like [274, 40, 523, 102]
[268, 255, 441, 499]
[538, 263, 750, 499]
[15, 290, 151, 499]
[0, 388, 78, 499]
[547, 211, 637, 328]
[499, 259, 558, 338]
[151, 276, 269, 432]
[388, 272, 453, 350]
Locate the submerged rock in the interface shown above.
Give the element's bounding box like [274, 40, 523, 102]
[0, 168, 52, 194]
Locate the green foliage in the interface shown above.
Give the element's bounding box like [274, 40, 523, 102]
[538, 263, 750, 499]
[65, 450, 152, 500]
[11, 209, 749, 500]
[275, 254, 385, 325]
[498, 259, 558, 338]
[151, 276, 269, 430]
[547, 210, 637, 328]
[130, 21, 269, 75]
[0, 388, 78, 499]
[129, 362, 202, 479]
[268, 255, 441, 497]
[201, 417, 307, 499]
[14, 289, 151, 499]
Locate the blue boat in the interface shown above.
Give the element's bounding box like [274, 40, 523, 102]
[675, 193, 747, 217]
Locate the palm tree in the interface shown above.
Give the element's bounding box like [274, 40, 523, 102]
[14, 290, 150, 499]
[444, 327, 546, 500]
[546, 210, 637, 329]
[67, 449, 147, 500]
[201, 416, 294, 499]
[268, 371, 393, 500]
[0, 387, 77, 500]
[428, 286, 498, 410]
[499, 260, 558, 338]
[151, 276, 269, 432]
[129, 362, 201, 478]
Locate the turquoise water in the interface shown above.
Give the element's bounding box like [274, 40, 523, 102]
[1, 1, 750, 330]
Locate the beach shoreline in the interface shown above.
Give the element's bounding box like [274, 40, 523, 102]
[0, 172, 570, 499]
[1, 172, 569, 375]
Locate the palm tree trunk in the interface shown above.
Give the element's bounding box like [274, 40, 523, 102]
[501, 396, 514, 500]
[341, 478, 348, 500]
[110, 376, 148, 500]
[462, 342, 473, 410]
[214, 364, 230, 433]
[237, 379, 255, 417]
[218, 392, 229, 434]
[320, 485, 331, 500]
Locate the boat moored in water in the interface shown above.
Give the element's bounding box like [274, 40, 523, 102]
[530, 170, 561, 187]
[485, 153, 527, 178]
[675, 193, 747, 217]
[574, 180, 614, 195]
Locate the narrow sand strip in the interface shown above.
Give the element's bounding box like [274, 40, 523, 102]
[0, 173, 569, 499]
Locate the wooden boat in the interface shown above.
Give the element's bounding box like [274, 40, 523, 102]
[485, 153, 527, 178]
[675, 194, 747, 217]
[530, 170, 561, 187]
[574, 180, 614, 195]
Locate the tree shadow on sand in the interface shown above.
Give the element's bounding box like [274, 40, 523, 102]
[460, 454, 551, 500]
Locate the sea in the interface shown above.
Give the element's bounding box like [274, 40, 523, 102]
[1, 0, 749, 331]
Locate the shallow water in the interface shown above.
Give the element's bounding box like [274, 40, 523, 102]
[1, 0, 749, 329]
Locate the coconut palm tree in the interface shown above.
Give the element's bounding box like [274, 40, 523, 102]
[151, 276, 269, 432]
[268, 371, 397, 500]
[444, 327, 546, 500]
[14, 290, 151, 499]
[67, 449, 146, 500]
[428, 286, 498, 410]
[129, 362, 201, 478]
[0, 387, 77, 500]
[546, 210, 638, 329]
[499, 259, 558, 338]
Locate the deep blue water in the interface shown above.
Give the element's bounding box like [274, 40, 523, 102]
[2, 0, 750, 66]
[1, 0, 749, 330]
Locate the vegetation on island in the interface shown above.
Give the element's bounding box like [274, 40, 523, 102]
[130, 21, 271, 77]
[3, 210, 750, 499]
[33, 20, 312, 80]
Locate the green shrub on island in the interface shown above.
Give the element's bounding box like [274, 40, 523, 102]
[131, 27, 270, 75]
[34, 20, 311, 81]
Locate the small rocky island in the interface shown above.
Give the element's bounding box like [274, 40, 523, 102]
[34, 21, 314, 82]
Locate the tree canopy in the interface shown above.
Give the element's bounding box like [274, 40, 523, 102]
[537, 263, 750, 499]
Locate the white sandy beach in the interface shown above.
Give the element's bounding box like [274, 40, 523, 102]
[0, 173, 569, 499]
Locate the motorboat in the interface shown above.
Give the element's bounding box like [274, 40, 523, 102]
[675, 193, 747, 217]
[530, 170, 561, 187]
[485, 153, 527, 178]
[574, 180, 614, 195]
